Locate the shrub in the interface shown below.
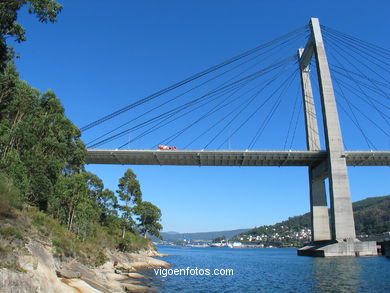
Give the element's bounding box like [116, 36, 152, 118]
[0, 173, 22, 215]
[117, 232, 149, 252]
[0, 225, 23, 240]
[94, 250, 108, 267]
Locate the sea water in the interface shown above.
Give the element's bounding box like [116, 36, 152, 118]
[141, 245, 390, 292]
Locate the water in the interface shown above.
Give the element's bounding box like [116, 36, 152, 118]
[143, 246, 390, 292]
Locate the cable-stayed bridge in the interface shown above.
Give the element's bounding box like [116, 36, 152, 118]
[83, 18, 389, 256]
[86, 149, 390, 167]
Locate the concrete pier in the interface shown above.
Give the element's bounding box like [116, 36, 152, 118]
[298, 240, 378, 257]
[298, 48, 331, 242]
[297, 18, 378, 257]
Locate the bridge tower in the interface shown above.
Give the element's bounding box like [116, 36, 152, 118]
[297, 18, 377, 256]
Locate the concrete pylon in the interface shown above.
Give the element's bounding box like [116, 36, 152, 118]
[309, 18, 356, 240]
[297, 18, 377, 256]
[298, 48, 331, 242]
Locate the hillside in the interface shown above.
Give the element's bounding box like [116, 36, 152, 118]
[232, 195, 390, 247]
[161, 229, 251, 242]
[0, 194, 170, 292]
[353, 195, 390, 235]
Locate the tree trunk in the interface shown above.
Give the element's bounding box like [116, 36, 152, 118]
[67, 207, 72, 231]
[67, 206, 75, 232]
[69, 209, 75, 232]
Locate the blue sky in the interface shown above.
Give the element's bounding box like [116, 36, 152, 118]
[13, 0, 389, 232]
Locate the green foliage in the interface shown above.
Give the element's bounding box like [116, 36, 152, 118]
[52, 237, 77, 258]
[117, 168, 142, 236]
[353, 196, 390, 235]
[0, 63, 162, 266]
[50, 172, 90, 232]
[212, 236, 226, 243]
[0, 243, 25, 272]
[135, 201, 163, 239]
[0, 225, 24, 240]
[234, 195, 390, 245]
[29, 207, 73, 248]
[0, 0, 63, 72]
[0, 172, 22, 215]
[27, 207, 111, 264]
[0, 63, 86, 210]
[117, 169, 142, 205]
[118, 232, 149, 252]
[94, 250, 109, 267]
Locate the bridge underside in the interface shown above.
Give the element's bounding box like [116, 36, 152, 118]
[85, 149, 390, 167]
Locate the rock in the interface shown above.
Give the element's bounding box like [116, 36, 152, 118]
[62, 279, 107, 293]
[1, 240, 171, 292]
[27, 241, 55, 270]
[116, 263, 136, 272]
[128, 272, 151, 280]
[56, 269, 82, 279]
[93, 270, 125, 292]
[123, 280, 144, 285]
[19, 255, 38, 271]
[63, 261, 96, 280]
[122, 283, 157, 293]
[152, 252, 169, 257]
[139, 249, 169, 257]
[81, 277, 112, 293]
[105, 273, 129, 281]
[130, 257, 171, 269]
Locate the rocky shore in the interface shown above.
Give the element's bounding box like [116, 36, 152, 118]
[0, 240, 170, 293]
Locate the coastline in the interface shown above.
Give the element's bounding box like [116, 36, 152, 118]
[0, 240, 170, 293]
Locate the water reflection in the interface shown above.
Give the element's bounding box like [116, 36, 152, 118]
[312, 257, 364, 293]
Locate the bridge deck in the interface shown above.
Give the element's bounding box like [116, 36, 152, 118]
[85, 150, 390, 167]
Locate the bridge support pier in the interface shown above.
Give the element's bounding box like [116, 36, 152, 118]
[297, 18, 377, 257]
[310, 174, 331, 241]
[298, 47, 332, 243]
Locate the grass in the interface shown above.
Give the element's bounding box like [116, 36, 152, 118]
[0, 225, 24, 240]
[0, 172, 22, 216]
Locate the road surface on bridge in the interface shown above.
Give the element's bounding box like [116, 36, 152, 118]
[86, 149, 390, 167]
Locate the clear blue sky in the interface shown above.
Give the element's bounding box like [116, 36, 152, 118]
[13, 0, 389, 232]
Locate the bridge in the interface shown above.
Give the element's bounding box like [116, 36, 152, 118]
[86, 149, 390, 167]
[83, 18, 389, 256]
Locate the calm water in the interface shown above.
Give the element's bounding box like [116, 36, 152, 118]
[141, 246, 390, 293]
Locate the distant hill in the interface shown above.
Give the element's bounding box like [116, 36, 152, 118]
[161, 229, 251, 242]
[233, 195, 390, 246]
[159, 196, 390, 245]
[353, 195, 390, 235]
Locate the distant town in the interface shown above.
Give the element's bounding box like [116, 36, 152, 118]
[157, 227, 313, 248]
[158, 195, 390, 248]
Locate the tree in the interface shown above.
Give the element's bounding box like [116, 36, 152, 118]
[52, 172, 89, 232]
[0, 0, 63, 72]
[117, 169, 142, 238]
[212, 236, 226, 243]
[135, 201, 163, 239]
[50, 172, 99, 235]
[0, 64, 86, 210]
[82, 172, 119, 232]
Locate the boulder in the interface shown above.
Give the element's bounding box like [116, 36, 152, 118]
[19, 255, 38, 271]
[122, 283, 157, 293]
[116, 263, 136, 272]
[56, 269, 82, 279]
[128, 272, 151, 280]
